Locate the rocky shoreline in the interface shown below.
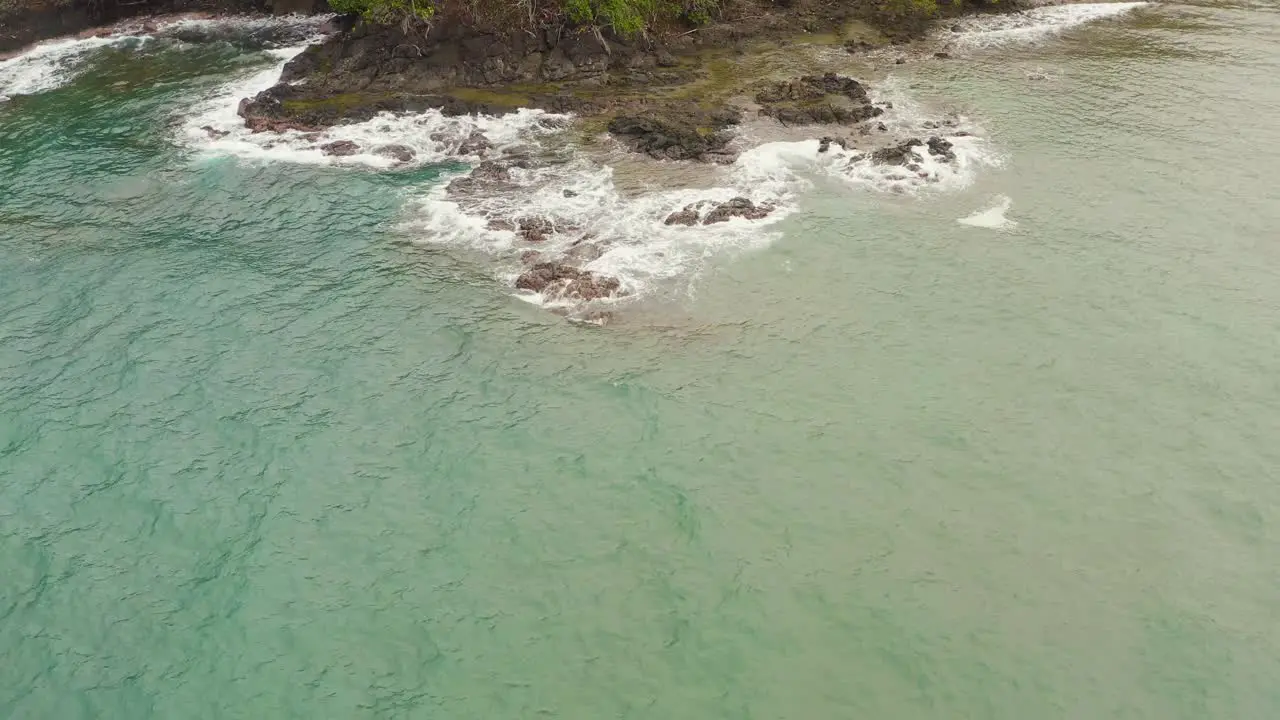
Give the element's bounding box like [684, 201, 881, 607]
[226, 4, 1015, 320]
[3, 0, 1020, 323]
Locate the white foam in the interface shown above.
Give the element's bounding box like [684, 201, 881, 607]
[802, 79, 1004, 193]
[0, 34, 150, 96]
[180, 72, 565, 167]
[951, 2, 1148, 48]
[958, 195, 1016, 228]
[167, 31, 1002, 312]
[401, 148, 797, 308]
[396, 81, 1005, 308]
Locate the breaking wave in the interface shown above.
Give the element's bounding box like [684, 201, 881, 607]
[0, 35, 151, 97]
[948, 2, 1149, 49]
[0, 14, 332, 99]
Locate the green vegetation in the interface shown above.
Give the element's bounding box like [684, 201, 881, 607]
[317, 0, 965, 38]
[325, 0, 721, 36]
[328, 0, 436, 24]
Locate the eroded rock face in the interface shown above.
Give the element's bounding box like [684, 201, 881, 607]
[755, 73, 884, 126]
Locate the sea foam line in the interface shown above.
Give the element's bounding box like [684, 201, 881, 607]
[0, 14, 334, 99]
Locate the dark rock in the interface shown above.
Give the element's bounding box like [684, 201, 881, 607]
[656, 51, 679, 67]
[817, 136, 849, 153]
[608, 109, 740, 162]
[457, 131, 492, 156]
[951, 24, 963, 33]
[843, 40, 876, 54]
[320, 140, 360, 157]
[664, 204, 703, 226]
[374, 144, 416, 163]
[755, 73, 883, 126]
[520, 250, 543, 265]
[515, 262, 621, 301]
[896, 57, 907, 65]
[926, 136, 956, 161]
[447, 158, 532, 195]
[563, 273, 622, 301]
[703, 197, 774, 224]
[868, 139, 922, 166]
[934, 52, 951, 59]
[563, 189, 579, 198]
[516, 262, 581, 292]
[200, 125, 228, 139]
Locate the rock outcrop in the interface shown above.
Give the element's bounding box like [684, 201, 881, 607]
[607, 108, 741, 162]
[515, 262, 621, 301]
[755, 73, 884, 126]
[665, 197, 774, 226]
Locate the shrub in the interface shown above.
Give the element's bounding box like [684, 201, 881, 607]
[328, 0, 437, 24]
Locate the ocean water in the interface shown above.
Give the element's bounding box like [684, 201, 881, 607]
[3, 4, 1280, 717]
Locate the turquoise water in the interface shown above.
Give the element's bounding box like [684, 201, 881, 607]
[3, 4, 1280, 717]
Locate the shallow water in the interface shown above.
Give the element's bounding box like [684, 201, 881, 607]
[3, 4, 1280, 718]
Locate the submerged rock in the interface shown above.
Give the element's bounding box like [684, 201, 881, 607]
[374, 144, 416, 163]
[564, 238, 606, 263]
